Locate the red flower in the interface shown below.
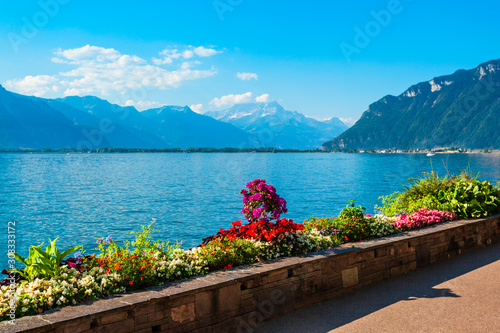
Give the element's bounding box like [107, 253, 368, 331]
[129, 281, 133, 285]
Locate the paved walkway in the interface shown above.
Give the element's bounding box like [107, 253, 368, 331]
[257, 242, 500, 333]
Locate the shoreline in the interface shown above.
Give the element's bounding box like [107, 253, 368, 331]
[0, 148, 499, 154]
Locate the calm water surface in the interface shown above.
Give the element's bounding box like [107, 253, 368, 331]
[0, 153, 499, 269]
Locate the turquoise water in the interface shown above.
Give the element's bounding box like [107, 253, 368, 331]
[0, 153, 499, 270]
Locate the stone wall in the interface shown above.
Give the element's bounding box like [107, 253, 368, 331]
[5, 215, 500, 333]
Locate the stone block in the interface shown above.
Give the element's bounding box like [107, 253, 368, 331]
[321, 260, 335, 275]
[95, 318, 135, 333]
[195, 290, 216, 319]
[100, 311, 128, 325]
[342, 267, 359, 288]
[134, 314, 149, 327]
[217, 283, 241, 313]
[171, 302, 195, 324]
[267, 269, 288, 283]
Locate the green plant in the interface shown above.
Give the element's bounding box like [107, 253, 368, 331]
[90, 220, 183, 290]
[10, 244, 43, 282]
[11, 239, 82, 282]
[378, 171, 454, 216]
[124, 220, 172, 255]
[439, 176, 500, 218]
[336, 201, 371, 242]
[197, 238, 260, 272]
[378, 170, 500, 219]
[303, 216, 338, 235]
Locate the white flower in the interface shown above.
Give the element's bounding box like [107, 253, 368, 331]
[23, 299, 30, 305]
[22, 307, 28, 312]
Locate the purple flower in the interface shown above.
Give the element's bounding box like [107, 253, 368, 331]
[253, 207, 264, 218]
[240, 179, 288, 222]
[249, 193, 264, 201]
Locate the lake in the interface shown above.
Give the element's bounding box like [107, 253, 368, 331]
[1, 152, 499, 270]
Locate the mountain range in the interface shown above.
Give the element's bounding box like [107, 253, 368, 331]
[204, 102, 348, 149]
[3, 58, 499, 151]
[322, 59, 500, 150]
[0, 87, 346, 149]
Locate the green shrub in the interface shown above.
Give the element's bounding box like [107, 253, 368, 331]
[336, 201, 371, 242]
[197, 238, 260, 271]
[378, 171, 500, 219]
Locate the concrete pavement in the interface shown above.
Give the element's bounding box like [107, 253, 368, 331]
[256, 242, 500, 333]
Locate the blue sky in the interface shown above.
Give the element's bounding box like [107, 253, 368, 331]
[1, 0, 499, 123]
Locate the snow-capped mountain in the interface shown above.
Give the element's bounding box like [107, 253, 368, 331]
[205, 102, 348, 149]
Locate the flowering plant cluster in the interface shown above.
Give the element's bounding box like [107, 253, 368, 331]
[240, 179, 287, 222]
[2, 175, 490, 322]
[392, 209, 456, 231]
[0, 266, 124, 320]
[365, 215, 400, 237]
[203, 218, 304, 244]
[194, 238, 261, 272]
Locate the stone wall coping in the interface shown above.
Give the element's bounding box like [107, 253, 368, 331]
[6, 214, 499, 332]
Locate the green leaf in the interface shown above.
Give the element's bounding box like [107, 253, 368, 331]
[37, 256, 52, 267]
[32, 263, 54, 275]
[11, 253, 27, 266]
[60, 245, 82, 261]
[32, 247, 51, 260]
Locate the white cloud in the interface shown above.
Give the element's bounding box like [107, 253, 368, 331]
[193, 46, 220, 57]
[152, 57, 173, 65]
[210, 92, 254, 107]
[159, 48, 182, 58]
[153, 46, 221, 65]
[236, 72, 258, 81]
[182, 50, 194, 59]
[209, 92, 272, 107]
[4, 75, 59, 96]
[54, 45, 121, 64]
[4, 45, 217, 99]
[190, 104, 203, 113]
[255, 93, 269, 103]
[181, 61, 201, 70]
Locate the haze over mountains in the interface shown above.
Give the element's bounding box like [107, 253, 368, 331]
[0, 87, 346, 150]
[323, 59, 500, 150]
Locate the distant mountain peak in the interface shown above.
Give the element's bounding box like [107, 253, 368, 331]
[322, 58, 500, 150]
[146, 105, 193, 115]
[204, 101, 348, 149]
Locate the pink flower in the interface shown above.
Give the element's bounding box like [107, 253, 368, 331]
[393, 209, 456, 231]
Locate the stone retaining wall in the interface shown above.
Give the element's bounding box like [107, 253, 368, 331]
[5, 215, 500, 333]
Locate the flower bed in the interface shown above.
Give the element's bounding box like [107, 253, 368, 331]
[1, 173, 499, 322]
